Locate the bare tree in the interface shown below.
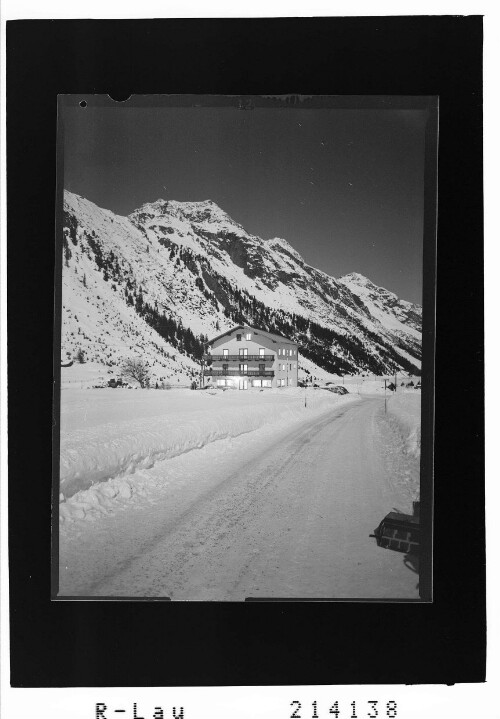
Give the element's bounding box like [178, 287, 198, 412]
[121, 357, 150, 388]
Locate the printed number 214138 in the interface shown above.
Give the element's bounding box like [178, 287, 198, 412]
[290, 700, 398, 719]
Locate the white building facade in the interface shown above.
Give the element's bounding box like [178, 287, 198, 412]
[204, 325, 299, 390]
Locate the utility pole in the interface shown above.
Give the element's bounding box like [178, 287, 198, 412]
[394, 371, 397, 392]
[384, 378, 387, 413]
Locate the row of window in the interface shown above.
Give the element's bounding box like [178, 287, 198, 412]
[278, 347, 296, 357]
[220, 348, 296, 360]
[221, 363, 267, 372]
[223, 348, 266, 357]
[216, 378, 273, 388]
[233, 334, 297, 358]
[215, 378, 294, 388]
[219, 361, 296, 372]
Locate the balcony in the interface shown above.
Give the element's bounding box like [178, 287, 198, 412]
[204, 354, 274, 362]
[204, 369, 275, 377]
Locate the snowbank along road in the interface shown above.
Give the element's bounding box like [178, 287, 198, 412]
[59, 393, 420, 600]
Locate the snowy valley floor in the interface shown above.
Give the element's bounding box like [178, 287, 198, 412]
[58, 387, 421, 600]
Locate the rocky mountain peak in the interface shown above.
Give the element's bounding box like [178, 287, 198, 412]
[129, 198, 242, 231]
[339, 272, 372, 286]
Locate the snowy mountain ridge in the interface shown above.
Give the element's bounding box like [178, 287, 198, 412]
[61, 190, 422, 382]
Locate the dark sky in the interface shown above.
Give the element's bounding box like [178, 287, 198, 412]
[63, 104, 427, 304]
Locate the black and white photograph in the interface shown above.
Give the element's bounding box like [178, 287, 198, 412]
[54, 95, 435, 601]
[6, 10, 488, 703]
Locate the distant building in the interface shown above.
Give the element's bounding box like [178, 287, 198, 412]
[204, 325, 299, 390]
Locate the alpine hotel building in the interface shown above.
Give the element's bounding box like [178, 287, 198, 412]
[204, 325, 299, 390]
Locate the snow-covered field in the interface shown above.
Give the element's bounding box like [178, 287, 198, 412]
[58, 392, 422, 598]
[60, 361, 199, 389]
[58, 387, 359, 523]
[57, 384, 423, 598]
[338, 374, 421, 395]
[61, 362, 123, 389]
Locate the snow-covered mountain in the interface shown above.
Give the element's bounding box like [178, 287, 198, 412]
[61, 191, 422, 381]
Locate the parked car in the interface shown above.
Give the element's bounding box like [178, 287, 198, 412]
[107, 378, 123, 388]
[328, 385, 349, 395]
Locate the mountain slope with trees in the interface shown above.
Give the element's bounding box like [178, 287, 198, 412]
[61, 191, 422, 381]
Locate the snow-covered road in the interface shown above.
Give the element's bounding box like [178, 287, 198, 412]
[59, 395, 420, 600]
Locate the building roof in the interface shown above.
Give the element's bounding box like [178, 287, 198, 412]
[207, 324, 297, 346]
